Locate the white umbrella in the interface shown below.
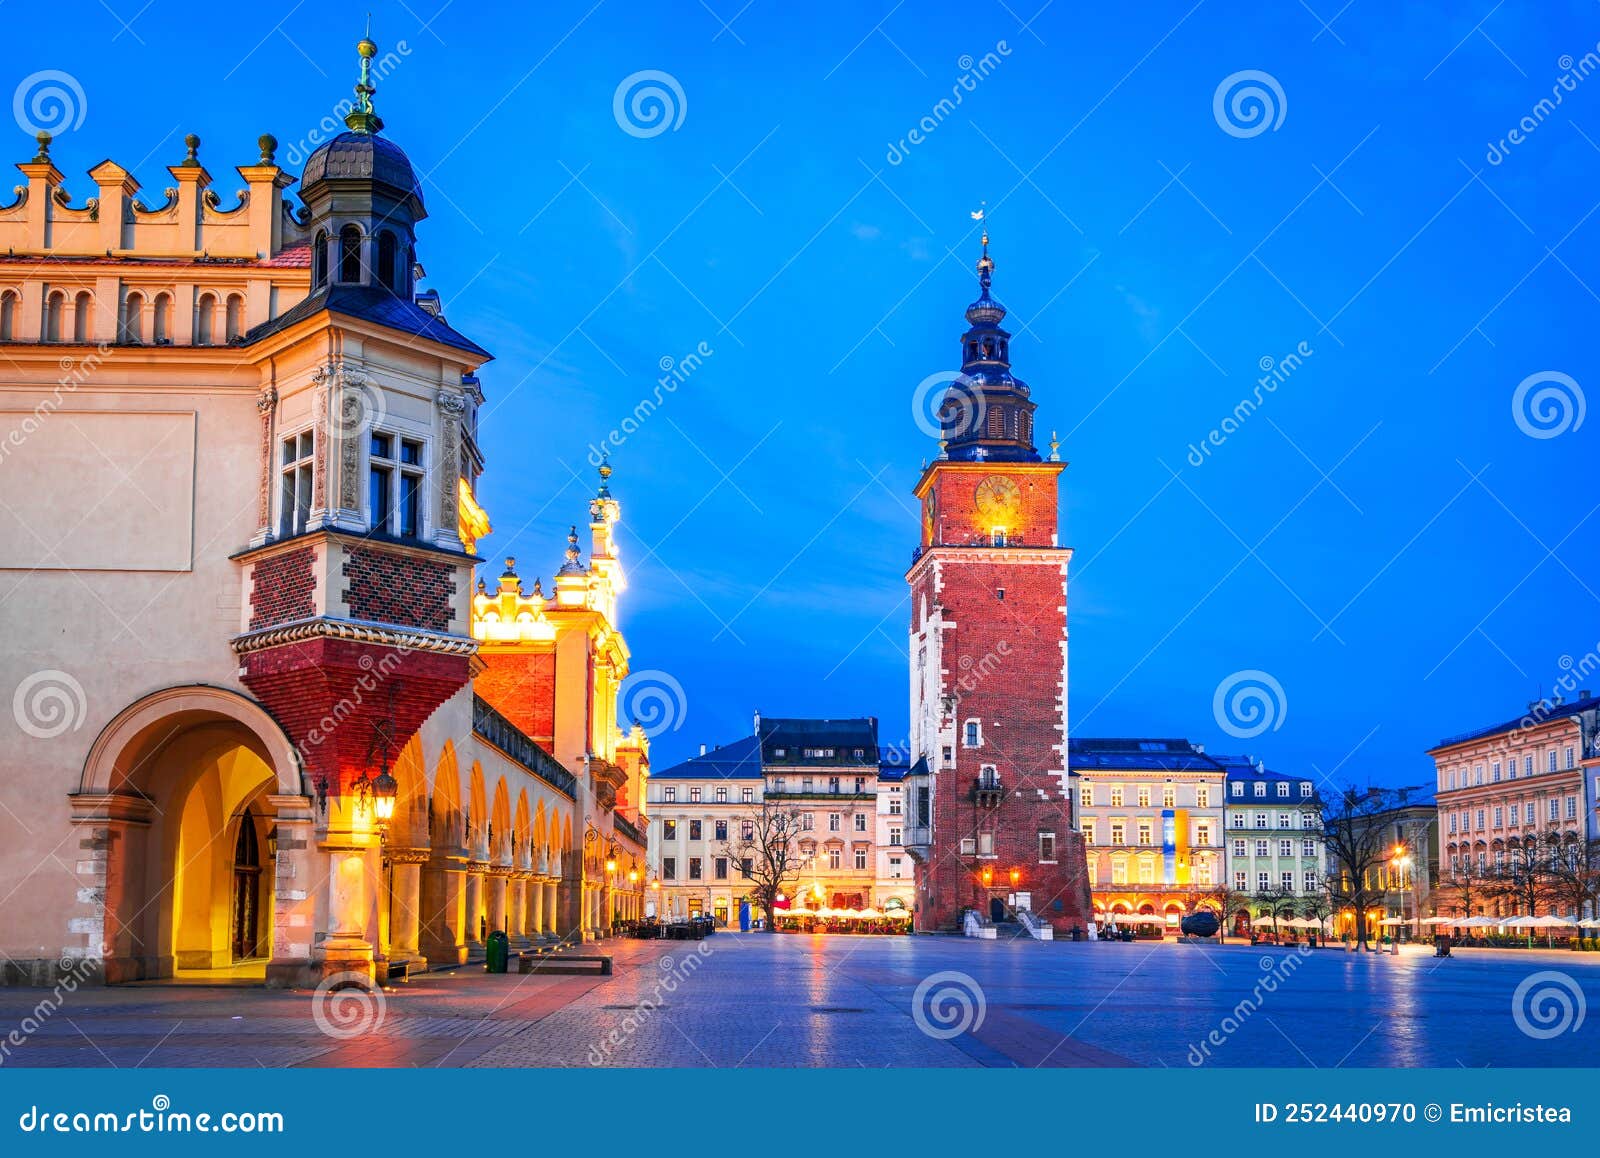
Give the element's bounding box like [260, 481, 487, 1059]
[1515, 915, 1578, 928]
[1457, 916, 1501, 928]
[1376, 917, 1406, 927]
[1419, 916, 1456, 926]
[1579, 919, 1600, 930]
[1251, 915, 1278, 927]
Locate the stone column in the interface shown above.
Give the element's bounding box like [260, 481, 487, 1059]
[265, 794, 318, 988]
[531, 878, 546, 937]
[390, 856, 424, 964]
[420, 852, 467, 966]
[548, 880, 564, 940]
[487, 872, 508, 936]
[508, 877, 526, 939]
[465, 864, 486, 945]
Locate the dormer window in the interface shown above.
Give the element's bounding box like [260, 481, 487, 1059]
[369, 432, 423, 538]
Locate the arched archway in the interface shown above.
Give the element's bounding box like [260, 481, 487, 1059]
[73, 685, 306, 983]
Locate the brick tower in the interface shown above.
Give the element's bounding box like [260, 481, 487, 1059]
[904, 226, 1092, 934]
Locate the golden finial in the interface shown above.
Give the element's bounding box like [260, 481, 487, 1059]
[346, 22, 385, 134]
[1049, 431, 1061, 462]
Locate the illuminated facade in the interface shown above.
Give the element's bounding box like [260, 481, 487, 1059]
[0, 39, 647, 987]
[646, 718, 905, 924]
[904, 231, 1092, 933]
[1071, 738, 1225, 930]
[1430, 693, 1595, 917]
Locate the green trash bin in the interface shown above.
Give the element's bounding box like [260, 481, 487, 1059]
[485, 930, 509, 974]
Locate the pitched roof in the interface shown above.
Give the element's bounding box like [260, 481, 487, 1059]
[241, 283, 491, 358]
[648, 734, 764, 781]
[1429, 693, 1600, 752]
[1067, 737, 1222, 773]
[760, 716, 879, 765]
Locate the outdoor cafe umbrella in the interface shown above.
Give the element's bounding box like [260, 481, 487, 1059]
[1419, 916, 1456, 926]
[1502, 913, 1578, 947]
[1251, 915, 1278, 927]
[1457, 916, 1501, 929]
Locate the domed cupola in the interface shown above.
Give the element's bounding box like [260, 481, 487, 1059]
[939, 223, 1040, 463]
[298, 34, 424, 299]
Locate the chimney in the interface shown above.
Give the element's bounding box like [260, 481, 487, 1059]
[753, 710, 762, 735]
[1581, 689, 1592, 700]
[699, 743, 707, 756]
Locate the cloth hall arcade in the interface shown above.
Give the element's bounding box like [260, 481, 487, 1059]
[0, 39, 650, 987]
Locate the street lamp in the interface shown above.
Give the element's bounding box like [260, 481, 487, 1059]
[1390, 842, 1413, 942]
[981, 866, 993, 886]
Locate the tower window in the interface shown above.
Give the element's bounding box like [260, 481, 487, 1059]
[120, 292, 144, 344]
[963, 719, 981, 748]
[279, 430, 315, 537]
[377, 231, 399, 292]
[369, 432, 424, 538]
[313, 230, 329, 287]
[153, 293, 172, 343]
[44, 291, 64, 342]
[72, 291, 92, 342]
[991, 529, 1007, 547]
[339, 225, 363, 283]
[0, 290, 17, 340]
[195, 293, 217, 345]
[225, 294, 244, 342]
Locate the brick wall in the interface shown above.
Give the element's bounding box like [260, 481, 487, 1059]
[248, 546, 316, 629]
[474, 651, 557, 747]
[342, 545, 457, 633]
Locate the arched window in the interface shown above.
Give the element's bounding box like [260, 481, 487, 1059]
[121, 292, 145, 343]
[44, 292, 64, 342]
[225, 294, 244, 342]
[338, 225, 363, 283]
[195, 293, 217, 345]
[152, 293, 171, 343]
[313, 229, 329, 287]
[0, 291, 18, 341]
[73, 291, 92, 343]
[377, 231, 398, 292]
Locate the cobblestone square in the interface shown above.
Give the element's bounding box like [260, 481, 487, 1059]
[1, 936, 1593, 1068]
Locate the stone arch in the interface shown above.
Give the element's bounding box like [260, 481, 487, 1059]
[533, 799, 548, 872]
[73, 685, 305, 983]
[490, 778, 511, 866]
[429, 739, 462, 851]
[513, 790, 531, 870]
[467, 760, 488, 858]
[392, 733, 428, 850]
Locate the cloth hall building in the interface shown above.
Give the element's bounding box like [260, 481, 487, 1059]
[0, 40, 649, 987]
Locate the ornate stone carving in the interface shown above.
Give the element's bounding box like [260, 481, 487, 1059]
[255, 386, 278, 532]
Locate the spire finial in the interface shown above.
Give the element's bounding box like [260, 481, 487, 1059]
[596, 454, 613, 499]
[1049, 431, 1061, 462]
[971, 202, 993, 287]
[346, 24, 385, 134]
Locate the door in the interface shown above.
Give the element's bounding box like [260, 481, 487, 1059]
[989, 897, 1006, 923]
[231, 809, 262, 961]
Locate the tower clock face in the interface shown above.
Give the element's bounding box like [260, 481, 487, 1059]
[974, 475, 1021, 521]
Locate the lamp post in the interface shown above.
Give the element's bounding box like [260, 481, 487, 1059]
[1390, 843, 1413, 943]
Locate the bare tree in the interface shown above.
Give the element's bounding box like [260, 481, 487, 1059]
[718, 800, 805, 934]
[1492, 832, 1554, 922]
[1323, 787, 1396, 950]
[1253, 883, 1298, 941]
[1545, 835, 1600, 922]
[1200, 881, 1250, 945]
[1435, 855, 1495, 922]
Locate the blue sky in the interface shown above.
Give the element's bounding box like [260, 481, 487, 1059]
[21, 0, 1600, 783]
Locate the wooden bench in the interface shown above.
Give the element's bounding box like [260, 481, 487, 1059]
[516, 952, 612, 976]
[384, 959, 415, 983]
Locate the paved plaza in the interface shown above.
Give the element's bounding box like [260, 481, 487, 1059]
[1, 935, 1595, 1068]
